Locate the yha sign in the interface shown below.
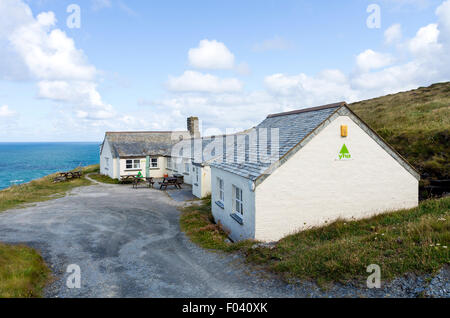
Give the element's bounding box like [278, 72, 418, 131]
[337, 144, 352, 160]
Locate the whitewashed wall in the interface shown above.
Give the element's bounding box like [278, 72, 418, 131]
[201, 165, 212, 198]
[255, 115, 419, 242]
[118, 156, 167, 178]
[147, 156, 167, 178]
[192, 165, 212, 198]
[119, 157, 146, 177]
[100, 140, 114, 179]
[211, 167, 255, 242]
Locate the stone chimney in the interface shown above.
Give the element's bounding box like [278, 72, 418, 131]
[187, 116, 200, 138]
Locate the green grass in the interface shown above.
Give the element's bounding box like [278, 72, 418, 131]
[89, 173, 120, 184]
[349, 82, 450, 180]
[0, 243, 51, 297]
[0, 164, 99, 213]
[180, 196, 255, 252]
[180, 197, 450, 284]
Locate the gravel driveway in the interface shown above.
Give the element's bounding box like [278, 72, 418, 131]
[0, 180, 447, 298]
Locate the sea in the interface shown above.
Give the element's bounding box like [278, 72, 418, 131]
[0, 142, 100, 190]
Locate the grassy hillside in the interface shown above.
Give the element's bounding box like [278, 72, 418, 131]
[0, 164, 99, 213]
[349, 82, 450, 180]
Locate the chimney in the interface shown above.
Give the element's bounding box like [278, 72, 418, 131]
[187, 116, 200, 138]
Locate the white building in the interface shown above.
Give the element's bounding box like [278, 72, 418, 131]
[99, 117, 200, 183]
[99, 116, 228, 199]
[210, 102, 420, 242]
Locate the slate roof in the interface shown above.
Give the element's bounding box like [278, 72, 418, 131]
[104, 131, 191, 158]
[210, 102, 345, 181]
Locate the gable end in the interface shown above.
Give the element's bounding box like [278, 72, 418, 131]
[255, 106, 420, 187]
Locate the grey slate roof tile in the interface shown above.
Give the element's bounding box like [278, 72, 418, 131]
[210, 105, 341, 180]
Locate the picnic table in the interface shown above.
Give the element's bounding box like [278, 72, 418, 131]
[53, 170, 82, 182]
[121, 175, 154, 189]
[159, 177, 183, 190]
[60, 171, 82, 179]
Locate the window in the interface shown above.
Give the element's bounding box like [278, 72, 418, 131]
[196, 167, 199, 183]
[150, 157, 158, 168]
[184, 162, 190, 174]
[166, 158, 172, 169]
[126, 159, 140, 169]
[217, 177, 224, 202]
[233, 185, 243, 215]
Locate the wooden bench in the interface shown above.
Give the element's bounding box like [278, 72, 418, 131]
[53, 170, 82, 183]
[159, 177, 182, 190]
[121, 175, 154, 189]
[120, 175, 136, 183]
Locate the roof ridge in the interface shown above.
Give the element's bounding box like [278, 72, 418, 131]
[106, 130, 187, 134]
[266, 102, 347, 118]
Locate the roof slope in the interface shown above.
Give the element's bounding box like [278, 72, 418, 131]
[210, 103, 344, 181]
[210, 102, 420, 183]
[105, 131, 191, 158]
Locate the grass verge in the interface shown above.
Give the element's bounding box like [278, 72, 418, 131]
[180, 196, 450, 284]
[88, 173, 120, 184]
[0, 164, 99, 213]
[0, 243, 51, 297]
[180, 196, 255, 252]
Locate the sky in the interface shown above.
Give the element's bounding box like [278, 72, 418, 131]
[0, 0, 449, 142]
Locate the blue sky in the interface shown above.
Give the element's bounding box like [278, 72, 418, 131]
[0, 0, 449, 141]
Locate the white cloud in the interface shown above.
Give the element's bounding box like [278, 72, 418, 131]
[265, 70, 359, 105]
[0, 105, 16, 117]
[385, 24, 402, 44]
[356, 49, 394, 72]
[408, 23, 442, 55]
[188, 39, 235, 70]
[253, 36, 292, 52]
[167, 71, 243, 93]
[0, 0, 114, 123]
[9, 12, 96, 81]
[436, 0, 450, 39]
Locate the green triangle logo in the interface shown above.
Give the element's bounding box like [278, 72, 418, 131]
[136, 171, 143, 178]
[338, 144, 351, 160]
[340, 144, 349, 154]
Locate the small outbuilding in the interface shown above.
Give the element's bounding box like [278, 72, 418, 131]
[210, 102, 419, 242]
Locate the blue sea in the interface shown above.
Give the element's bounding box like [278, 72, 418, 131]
[0, 142, 100, 190]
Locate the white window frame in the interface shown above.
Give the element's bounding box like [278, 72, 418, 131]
[184, 162, 190, 174]
[166, 158, 172, 169]
[150, 157, 158, 168]
[217, 177, 224, 203]
[126, 159, 140, 170]
[233, 185, 243, 215]
[196, 167, 199, 183]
